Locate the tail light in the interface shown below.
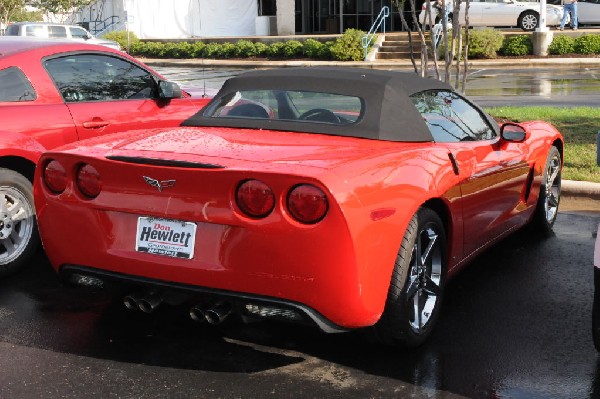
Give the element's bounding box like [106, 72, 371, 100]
[287, 184, 328, 224]
[76, 164, 102, 198]
[235, 179, 275, 218]
[43, 160, 68, 194]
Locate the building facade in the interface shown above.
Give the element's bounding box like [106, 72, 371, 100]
[71, 0, 415, 38]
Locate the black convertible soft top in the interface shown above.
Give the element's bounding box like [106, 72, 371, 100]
[182, 67, 453, 142]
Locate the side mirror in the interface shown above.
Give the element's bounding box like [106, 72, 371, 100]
[158, 80, 182, 100]
[500, 122, 527, 142]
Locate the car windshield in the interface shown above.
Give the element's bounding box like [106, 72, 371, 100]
[204, 89, 363, 125]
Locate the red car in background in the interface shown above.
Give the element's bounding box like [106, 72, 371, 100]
[0, 37, 209, 276]
[34, 68, 564, 346]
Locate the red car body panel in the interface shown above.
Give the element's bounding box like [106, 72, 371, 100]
[35, 120, 563, 329]
[0, 38, 209, 168]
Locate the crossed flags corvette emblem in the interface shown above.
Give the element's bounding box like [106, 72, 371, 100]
[143, 176, 176, 192]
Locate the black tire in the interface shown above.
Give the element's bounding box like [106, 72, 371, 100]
[518, 11, 539, 31]
[594, 283, 600, 351]
[532, 146, 561, 232]
[373, 207, 447, 347]
[0, 168, 40, 277]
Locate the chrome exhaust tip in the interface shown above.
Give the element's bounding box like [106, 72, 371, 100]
[189, 305, 207, 323]
[123, 294, 140, 311]
[189, 302, 231, 325]
[137, 293, 163, 313]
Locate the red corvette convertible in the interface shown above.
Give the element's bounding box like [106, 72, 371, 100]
[34, 68, 564, 346]
[0, 37, 208, 276]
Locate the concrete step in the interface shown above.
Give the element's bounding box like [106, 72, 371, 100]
[376, 51, 422, 59]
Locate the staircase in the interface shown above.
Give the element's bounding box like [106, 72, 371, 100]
[376, 32, 426, 60]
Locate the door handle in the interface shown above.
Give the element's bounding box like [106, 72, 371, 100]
[83, 119, 109, 129]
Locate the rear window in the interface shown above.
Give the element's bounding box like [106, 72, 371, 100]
[48, 25, 67, 38]
[25, 25, 46, 37]
[0, 67, 36, 102]
[4, 25, 19, 36]
[204, 89, 363, 125]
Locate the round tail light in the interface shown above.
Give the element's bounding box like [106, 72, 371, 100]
[43, 160, 68, 194]
[235, 179, 275, 218]
[287, 184, 328, 224]
[76, 164, 102, 198]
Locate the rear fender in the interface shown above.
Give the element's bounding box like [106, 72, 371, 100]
[0, 130, 47, 161]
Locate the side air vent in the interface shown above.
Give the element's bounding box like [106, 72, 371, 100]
[106, 156, 224, 169]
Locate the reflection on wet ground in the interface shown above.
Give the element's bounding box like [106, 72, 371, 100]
[155, 66, 600, 107]
[0, 212, 599, 398]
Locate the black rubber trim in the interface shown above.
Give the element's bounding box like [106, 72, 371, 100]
[61, 265, 348, 333]
[106, 156, 224, 169]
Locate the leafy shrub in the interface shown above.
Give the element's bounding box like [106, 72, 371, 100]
[548, 35, 575, 55]
[574, 34, 600, 54]
[202, 42, 222, 58]
[282, 40, 304, 57]
[163, 42, 194, 58]
[254, 42, 269, 56]
[234, 40, 258, 57]
[302, 39, 324, 58]
[319, 41, 334, 59]
[102, 30, 139, 50]
[266, 41, 286, 58]
[467, 28, 503, 59]
[330, 28, 365, 61]
[130, 41, 163, 57]
[219, 42, 236, 58]
[501, 35, 532, 56]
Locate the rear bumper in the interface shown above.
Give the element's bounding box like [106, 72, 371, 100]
[61, 264, 348, 333]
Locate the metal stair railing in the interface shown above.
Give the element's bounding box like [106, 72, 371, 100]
[361, 6, 390, 61]
[90, 16, 120, 35]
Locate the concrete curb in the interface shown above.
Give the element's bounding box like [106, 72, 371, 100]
[562, 180, 600, 199]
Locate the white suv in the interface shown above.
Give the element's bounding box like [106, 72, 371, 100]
[4, 22, 121, 50]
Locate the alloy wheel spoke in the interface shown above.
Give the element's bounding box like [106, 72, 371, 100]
[420, 231, 437, 266]
[422, 274, 441, 296]
[413, 292, 423, 330]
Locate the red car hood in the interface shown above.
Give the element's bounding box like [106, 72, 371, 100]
[63, 126, 426, 171]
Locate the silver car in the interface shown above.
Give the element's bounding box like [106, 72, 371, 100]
[419, 0, 563, 31]
[3, 22, 121, 51]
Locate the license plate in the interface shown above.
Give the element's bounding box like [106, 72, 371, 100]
[135, 217, 197, 259]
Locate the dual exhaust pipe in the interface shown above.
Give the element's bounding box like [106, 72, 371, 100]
[123, 292, 231, 325]
[189, 302, 231, 325]
[123, 292, 163, 314]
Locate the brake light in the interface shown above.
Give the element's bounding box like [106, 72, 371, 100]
[43, 160, 68, 194]
[76, 164, 102, 198]
[235, 179, 275, 218]
[287, 184, 328, 224]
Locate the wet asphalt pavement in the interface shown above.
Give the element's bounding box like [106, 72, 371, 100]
[0, 203, 599, 398]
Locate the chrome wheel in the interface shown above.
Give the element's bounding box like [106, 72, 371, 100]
[0, 186, 34, 265]
[543, 152, 561, 224]
[406, 224, 443, 334]
[520, 12, 539, 31]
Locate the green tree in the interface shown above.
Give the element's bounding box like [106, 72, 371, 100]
[0, 0, 25, 26]
[31, 0, 92, 20]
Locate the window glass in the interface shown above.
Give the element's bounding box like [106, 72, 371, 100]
[70, 27, 89, 39]
[0, 67, 36, 102]
[205, 89, 363, 125]
[48, 25, 67, 38]
[25, 25, 45, 37]
[45, 54, 157, 102]
[5, 25, 19, 35]
[411, 90, 495, 142]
